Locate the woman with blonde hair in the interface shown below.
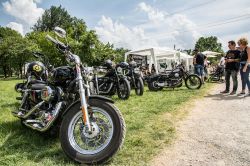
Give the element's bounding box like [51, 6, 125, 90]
[238, 37, 250, 95]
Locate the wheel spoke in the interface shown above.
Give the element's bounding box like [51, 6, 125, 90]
[68, 107, 114, 155]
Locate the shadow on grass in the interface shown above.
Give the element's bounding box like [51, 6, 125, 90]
[0, 102, 20, 108]
[0, 120, 74, 165]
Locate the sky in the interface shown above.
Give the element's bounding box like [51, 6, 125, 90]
[0, 0, 250, 51]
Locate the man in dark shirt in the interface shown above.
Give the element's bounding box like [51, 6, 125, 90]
[193, 49, 205, 83]
[220, 41, 241, 94]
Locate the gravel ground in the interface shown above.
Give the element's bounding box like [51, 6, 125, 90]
[151, 82, 250, 166]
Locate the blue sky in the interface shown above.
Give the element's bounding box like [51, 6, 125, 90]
[1, 0, 250, 51]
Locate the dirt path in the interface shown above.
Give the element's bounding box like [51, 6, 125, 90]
[151, 83, 250, 166]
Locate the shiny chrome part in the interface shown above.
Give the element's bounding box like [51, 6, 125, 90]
[23, 102, 63, 132]
[13, 101, 45, 119]
[54, 27, 66, 38]
[117, 67, 122, 73]
[76, 65, 91, 132]
[134, 68, 140, 74]
[68, 107, 114, 155]
[57, 87, 64, 97]
[41, 86, 54, 102]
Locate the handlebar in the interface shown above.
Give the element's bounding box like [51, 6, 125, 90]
[46, 35, 58, 45]
[46, 34, 67, 51]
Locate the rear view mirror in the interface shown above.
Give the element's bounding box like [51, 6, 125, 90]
[54, 27, 66, 38]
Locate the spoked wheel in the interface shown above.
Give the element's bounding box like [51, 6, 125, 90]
[134, 77, 144, 96]
[117, 79, 130, 100]
[185, 74, 202, 89]
[60, 99, 125, 164]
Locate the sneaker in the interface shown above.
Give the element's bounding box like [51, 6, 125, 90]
[229, 91, 236, 95]
[237, 92, 245, 96]
[220, 90, 229, 94]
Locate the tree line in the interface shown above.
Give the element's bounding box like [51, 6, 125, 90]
[0, 5, 128, 78]
[0, 5, 223, 78]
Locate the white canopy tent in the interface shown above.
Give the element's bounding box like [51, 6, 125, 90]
[125, 47, 193, 74]
[202, 51, 221, 58]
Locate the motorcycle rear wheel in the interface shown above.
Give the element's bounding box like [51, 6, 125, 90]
[148, 80, 163, 91]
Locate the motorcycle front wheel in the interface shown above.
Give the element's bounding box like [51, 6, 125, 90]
[185, 74, 202, 89]
[134, 77, 144, 96]
[60, 99, 126, 164]
[117, 79, 130, 100]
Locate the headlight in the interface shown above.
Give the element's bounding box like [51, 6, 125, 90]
[117, 67, 123, 73]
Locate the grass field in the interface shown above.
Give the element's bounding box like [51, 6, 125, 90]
[0, 79, 212, 166]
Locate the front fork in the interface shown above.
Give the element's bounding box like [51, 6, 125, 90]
[76, 65, 92, 133]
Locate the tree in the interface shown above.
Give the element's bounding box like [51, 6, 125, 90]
[33, 5, 73, 31]
[0, 27, 22, 77]
[114, 47, 130, 63]
[0, 27, 39, 78]
[194, 36, 223, 53]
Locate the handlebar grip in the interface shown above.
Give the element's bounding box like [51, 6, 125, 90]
[46, 35, 58, 45]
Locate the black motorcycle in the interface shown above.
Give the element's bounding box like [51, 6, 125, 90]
[123, 61, 144, 96]
[147, 63, 202, 91]
[89, 60, 131, 100]
[13, 27, 125, 164]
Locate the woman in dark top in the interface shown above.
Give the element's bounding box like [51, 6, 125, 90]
[238, 37, 250, 95]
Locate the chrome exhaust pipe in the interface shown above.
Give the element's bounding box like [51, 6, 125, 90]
[23, 102, 63, 132]
[12, 101, 45, 119]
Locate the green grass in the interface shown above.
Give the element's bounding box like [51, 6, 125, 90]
[0, 79, 212, 166]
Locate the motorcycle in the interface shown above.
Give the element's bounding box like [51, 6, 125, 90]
[89, 60, 131, 100]
[122, 61, 144, 96]
[13, 27, 126, 164]
[147, 63, 202, 91]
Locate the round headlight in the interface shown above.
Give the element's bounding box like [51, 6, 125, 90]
[117, 67, 123, 73]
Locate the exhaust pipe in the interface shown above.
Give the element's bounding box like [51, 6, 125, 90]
[23, 102, 63, 132]
[12, 101, 45, 119]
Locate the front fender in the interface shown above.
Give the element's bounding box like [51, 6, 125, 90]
[62, 95, 114, 117]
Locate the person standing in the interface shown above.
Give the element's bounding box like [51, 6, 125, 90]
[193, 49, 205, 83]
[220, 41, 241, 94]
[238, 37, 250, 95]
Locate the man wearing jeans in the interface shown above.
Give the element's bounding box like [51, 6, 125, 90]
[220, 41, 241, 95]
[193, 49, 205, 84]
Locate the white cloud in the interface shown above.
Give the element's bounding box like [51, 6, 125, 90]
[95, 2, 201, 50]
[6, 21, 24, 36]
[95, 16, 159, 50]
[2, 0, 44, 26]
[137, 2, 166, 22]
[137, 2, 201, 49]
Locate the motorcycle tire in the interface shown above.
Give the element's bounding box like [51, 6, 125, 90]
[117, 79, 130, 100]
[148, 80, 163, 91]
[60, 99, 126, 164]
[134, 77, 144, 96]
[185, 74, 202, 89]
